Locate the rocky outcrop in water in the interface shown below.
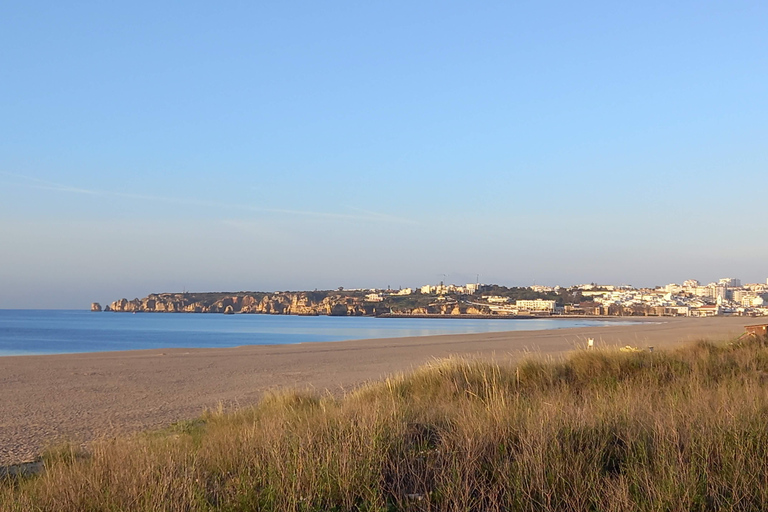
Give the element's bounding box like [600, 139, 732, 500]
[90, 302, 102, 312]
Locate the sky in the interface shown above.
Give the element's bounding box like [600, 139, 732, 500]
[1, 1, 767, 308]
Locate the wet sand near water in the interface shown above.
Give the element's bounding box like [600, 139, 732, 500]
[0, 316, 757, 465]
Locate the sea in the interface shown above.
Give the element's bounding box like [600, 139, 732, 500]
[0, 310, 636, 357]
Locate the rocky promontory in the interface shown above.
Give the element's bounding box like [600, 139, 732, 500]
[104, 290, 491, 317]
[107, 291, 384, 316]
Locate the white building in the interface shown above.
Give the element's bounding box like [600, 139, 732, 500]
[465, 283, 480, 294]
[715, 285, 728, 301]
[516, 299, 557, 312]
[732, 289, 749, 303]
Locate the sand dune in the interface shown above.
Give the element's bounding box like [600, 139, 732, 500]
[0, 316, 757, 465]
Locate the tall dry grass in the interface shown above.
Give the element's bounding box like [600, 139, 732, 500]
[4, 336, 768, 511]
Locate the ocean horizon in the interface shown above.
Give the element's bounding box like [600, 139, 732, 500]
[0, 309, 640, 357]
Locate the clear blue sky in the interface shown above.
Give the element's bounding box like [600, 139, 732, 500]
[1, 1, 767, 308]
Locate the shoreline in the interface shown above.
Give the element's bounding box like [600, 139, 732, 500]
[0, 318, 652, 359]
[0, 313, 649, 359]
[0, 316, 757, 466]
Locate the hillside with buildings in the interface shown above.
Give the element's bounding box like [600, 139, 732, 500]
[96, 277, 768, 317]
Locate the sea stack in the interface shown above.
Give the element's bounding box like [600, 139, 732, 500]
[91, 302, 103, 312]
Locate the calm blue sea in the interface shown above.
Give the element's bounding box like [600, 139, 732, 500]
[0, 310, 633, 357]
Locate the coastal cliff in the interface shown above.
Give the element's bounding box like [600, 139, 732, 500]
[105, 291, 492, 316]
[107, 292, 385, 316]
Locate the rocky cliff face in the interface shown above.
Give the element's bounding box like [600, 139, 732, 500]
[105, 291, 500, 317]
[408, 304, 489, 315]
[106, 292, 387, 316]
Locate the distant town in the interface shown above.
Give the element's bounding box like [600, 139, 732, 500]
[362, 277, 768, 317]
[100, 277, 768, 317]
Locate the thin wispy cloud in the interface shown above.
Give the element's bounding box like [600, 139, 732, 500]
[0, 172, 418, 225]
[346, 206, 417, 225]
[1, 172, 100, 195]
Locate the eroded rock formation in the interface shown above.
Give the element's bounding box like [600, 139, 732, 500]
[106, 291, 388, 317]
[104, 289, 502, 317]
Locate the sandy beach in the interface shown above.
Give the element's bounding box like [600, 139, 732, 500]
[0, 316, 758, 466]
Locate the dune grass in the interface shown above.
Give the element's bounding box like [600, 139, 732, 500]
[4, 336, 768, 511]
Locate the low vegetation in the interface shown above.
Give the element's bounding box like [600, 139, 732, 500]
[381, 293, 436, 312]
[4, 336, 768, 511]
[475, 284, 584, 305]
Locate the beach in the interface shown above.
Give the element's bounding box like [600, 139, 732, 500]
[0, 316, 758, 466]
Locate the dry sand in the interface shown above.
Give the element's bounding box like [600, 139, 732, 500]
[0, 316, 758, 465]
